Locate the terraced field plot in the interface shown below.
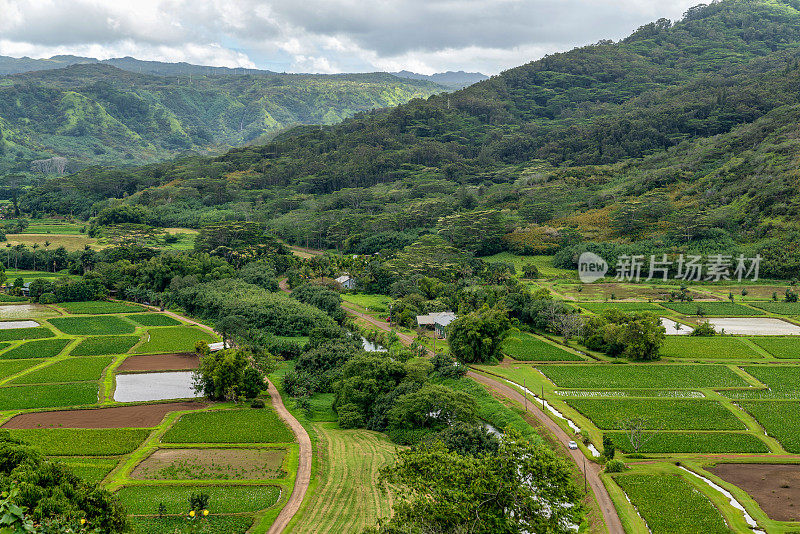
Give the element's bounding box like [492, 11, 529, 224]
[9, 357, 112, 384]
[0, 382, 99, 410]
[58, 301, 145, 314]
[132, 448, 287, 480]
[7, 428, 151, 455]
[128, 516, 254, 534]
[70, 335, 140, 356]
[577, 302, 666, 313]
[565, 398, 746, 430]
[660, 301, 764, 316]
[0, 304, 58, 318]
[535, 364, 749, 389]
[58, 457, 119, 483]
[750, 337, 800, 359]
[116, 484, 281, 514]
[739, 401, 800, 453]
[134, 326, 216, 353]
[708, 317, 800, 335]
[162, 408, 294, 444]
[501, 332, 583, 361]
[741, 365, 800, 392]
[125, 313, 181, 326]
[750, 301, 800, 315]
[49, 315, 135, 335]
[0, 338, 70, 359]
[614, 474, 732, 534]
[0, 326, 54, 341]
[660, 336, 762, 359]
[292, 422, 396, 534]
[606, 432, 769, 454]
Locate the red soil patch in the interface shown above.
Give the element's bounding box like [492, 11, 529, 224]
[710, 463, 800, 521]
[2, 401, 208, 429]
[117, 353, 199, 372]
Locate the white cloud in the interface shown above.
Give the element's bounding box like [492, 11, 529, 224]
[0, 0, 701, 74]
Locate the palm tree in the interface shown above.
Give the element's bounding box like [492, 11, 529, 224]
[32, 243, 39, 271]
[4, 243, 10, 270]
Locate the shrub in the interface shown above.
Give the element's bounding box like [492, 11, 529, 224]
[337, 403, 365, 429]
[38, 292, 56, 304]
[250, 398, 265, 409]
[690, 322, 717, 337]
[605, 459, 627, 473]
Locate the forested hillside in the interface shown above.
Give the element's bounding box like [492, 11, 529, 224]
[0, 64, 445, 172]
[16, 0, 800, 264]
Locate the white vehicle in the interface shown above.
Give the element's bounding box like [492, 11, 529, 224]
[568, 441, 578, 450]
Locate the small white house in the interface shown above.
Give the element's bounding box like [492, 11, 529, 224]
[208, 342, 226, 352]
[335, 274, 355, 290]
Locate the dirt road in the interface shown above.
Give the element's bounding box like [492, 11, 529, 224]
[468, 371, 623, 534]
[342, 303, 429, 352]
[136, 302, 313, 534]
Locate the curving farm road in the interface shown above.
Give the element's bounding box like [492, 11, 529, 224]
[137, 302, 313, 533]
[468, 371, 624, 534]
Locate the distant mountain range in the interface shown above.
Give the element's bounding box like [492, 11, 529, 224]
[0, 55, 487, 88]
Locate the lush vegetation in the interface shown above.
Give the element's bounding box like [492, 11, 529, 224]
[606, 432, 769, 454]
[134, 326, 216, 353]
[659, 302, 764, 316]
[125, 313, 181, 326]
[751, 337, 800, 358]
[0, 326, 54, 341]
[536, 364, 748, 389]
[7, 428, 150, 455]
[500, 331, 583, 361]
[58, 301, 145, 314]
[614, 474, 732, 534]
[70, 335, 140, 356]
[48, 316, 135, 335]
[0, 382, 99, 409]
[0, 337, 70, 359]
[9, 356, 112, 384]
[114, 484, 281, 514]
[161, 408, 294, 444]
[740, 400, 800, 452]
[565, 398, 746, 430]
[660, 336, 763, 359]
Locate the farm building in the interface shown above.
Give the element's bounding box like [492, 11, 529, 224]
[335, 274, 355, 289]
[416, 311, 457, 338]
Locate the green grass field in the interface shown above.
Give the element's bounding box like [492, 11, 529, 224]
[49, 316, 135, 335]
[57, 457, 119, 483]
[0, 294, 28, 302]
[534, 364, 749, 389]
[0, 338, 70, 359]
[751, 337, 800, 359]
[660, 336, 763, 359]
[0, 326, 54, 341]
[750, 301, 800, 315]
[4, 218, 83, 235]
[0, 382, 98, 409]
[739, 400, 800, 453]
[741, 365, 800, 392]
[340, 294, 392, 312]
[501, 332, 583, 361]
[134, 326, 217, 354]
[125, 314, 181, 327]
[9, 357, 112, 384]
[161, 408, 294, 444]
[660, 302, 764, 316]
[70, 335, 140, 356]
[292, 422, 395, 533]
[57, 301, 145, 314]
[116, 485, 281, 514]
[128, 516, 254, 534]
[482, 253, 574, 278]
[577, 302, 666, 313]
[614, 474, 731, 534]
[607, 432, 769, 453]
[565, 398, 746, 430]
[8, 428, 151, 455]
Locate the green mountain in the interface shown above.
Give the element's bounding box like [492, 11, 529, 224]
[19, 0, 800, 261]
[0, 63, 446, 172]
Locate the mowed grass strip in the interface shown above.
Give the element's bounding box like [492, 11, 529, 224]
[293, 422, 395, 533]
[614, 474, 732, 534]
[565, 398, 746, 430]
[116, 485, 280, 514]
[128, 516, 254, 534]
[660, 302, 764, 316]
[660, 336, 762, 359]
[536, 364, 748, 389]
[0, 383, 98, 410]
[501, 332, 583, 361]
[9, 357, 112, 384]
[70, 335, 140, 356]
[58, 301, 145, 314]
[739, 401, 800, 453]
[607, 432, 769, 454]
[49, 316, 135, 336]
[135, 326, 217, 354]
[162, 408, 294, 444]
[0, 338, 70, 359]
[57, 457, 119, 483]
[8, 428, 150, 455]
[750, 301, 800, 315]
[751, 337, 800, 359]
[125, 313, 181, 327]
[577, 302, 665, 313]
[0, 327, 54, 342]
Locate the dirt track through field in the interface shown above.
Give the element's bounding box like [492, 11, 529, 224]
[134, 301, 313, 534]
[2, 401, 207, 429]
[468, 371, 623, 534]
[117, 353, 199, 372]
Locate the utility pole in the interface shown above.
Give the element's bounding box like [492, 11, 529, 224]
[542, 385, 545, 409]
[523, 379, 527, 412]
[584, 457, 587, 493]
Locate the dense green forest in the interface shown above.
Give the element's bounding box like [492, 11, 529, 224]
[13, 0, 800, 269]
[0, 64, 445, 172]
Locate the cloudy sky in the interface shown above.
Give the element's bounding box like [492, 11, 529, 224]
[0, 0, 699, 75]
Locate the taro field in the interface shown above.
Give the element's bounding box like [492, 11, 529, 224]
[0, 299, 298, 533]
